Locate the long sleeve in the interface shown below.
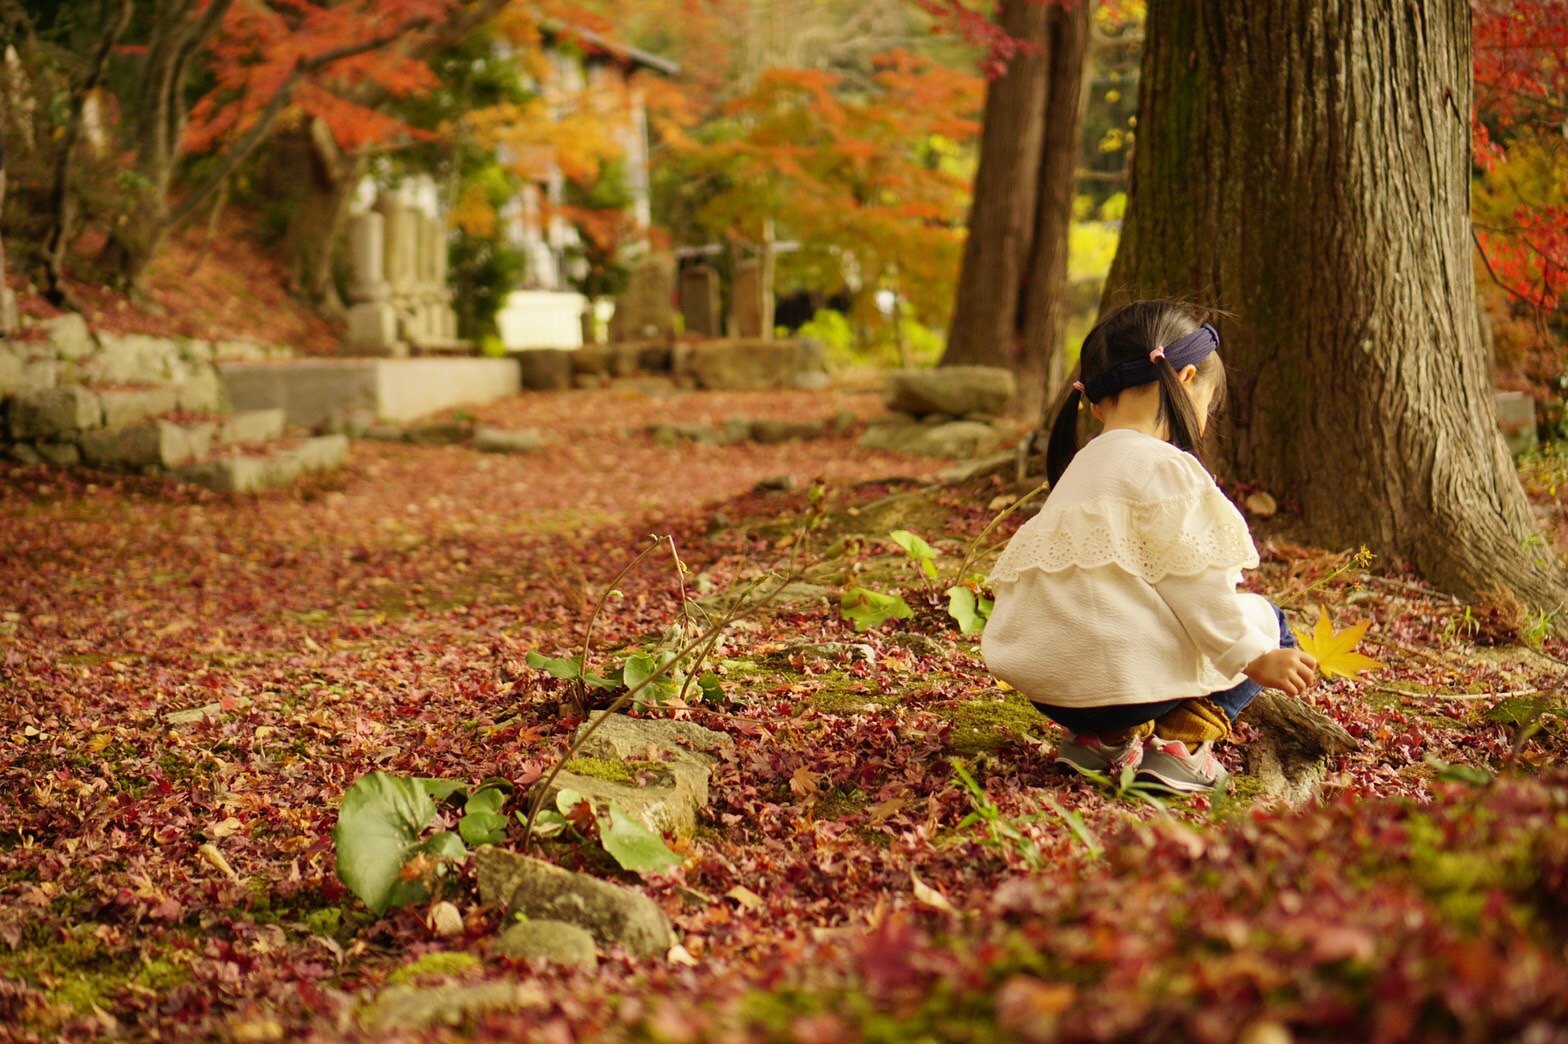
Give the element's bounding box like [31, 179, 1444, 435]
[1155, 568, 1278, 679]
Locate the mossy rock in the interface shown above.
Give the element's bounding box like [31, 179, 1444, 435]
[493, 919, 598, 969]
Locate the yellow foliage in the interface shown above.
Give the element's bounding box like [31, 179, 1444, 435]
[1293, 605, 1386, 680]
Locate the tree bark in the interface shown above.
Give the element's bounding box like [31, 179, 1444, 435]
[278, 118, 365, 317]
[1105, 0, 1568, 610]
[940, 0, 1050, 369]
[1014, 2, 1089, 422]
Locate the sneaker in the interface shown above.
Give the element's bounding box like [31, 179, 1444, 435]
[1055, 732, 1145, 778]
[1136, 739, 1230, 794]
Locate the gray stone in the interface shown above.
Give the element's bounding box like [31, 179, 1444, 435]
[37, 313, 94, 360]
[80, 420, 214, 469]
[87, 332, 178, 383]
[494, 920, 598, 969]
[178, 339, 215, 364]
[544, 759, 709, 838]
[212, 340, 272, 363]
[219, 409, 286, 445]
[362, 981, 547, 1034]
[0, 289, 16, 338]
[832, 411, 858, 436]
[361, 424, 407, 442]
[8, 386, 102, 438]
[750, 418, 827, 444]
[615, 255, 676, 342]
[99, 386, 179, 428]
[175, 370, 227, 413]
[884, 366, 1015, 418]
[765, 641, 878, 666]
[514, 349, 575, 391]
[647, 422, 716, 448]
[679, 264, 721, 337]
[859, 418, 1007, 459]
[573, 712, 733, 761]
[1496, 390, 1538, 457]
[404, 419, 472, 446]
[636, 344, 673, 373]
[34, 442, 81, 467]
[716, 417, 753, 445]
[571, 346, 611, 377]
[474, 848, 673, 958]
[730, 258, 768, 338]
[7, 443, 42, 465]
[679, 338, 825, 391]
[174, 435, 346, 493]
[791, 370, 833, 391]
[474, 426, 543, 454]
[0, 346, 28, 396]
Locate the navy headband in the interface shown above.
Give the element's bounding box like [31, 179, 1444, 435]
[1079, 323, 1220, 404]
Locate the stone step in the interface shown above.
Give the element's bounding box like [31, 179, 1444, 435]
[173, 435, 349, 493]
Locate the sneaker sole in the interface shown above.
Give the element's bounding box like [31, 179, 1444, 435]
[1134, 765, 1229, 795]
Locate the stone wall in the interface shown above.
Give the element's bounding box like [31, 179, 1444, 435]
[1, 313, 291, 470]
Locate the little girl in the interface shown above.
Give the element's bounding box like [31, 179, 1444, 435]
[982, 300, 1317, 794]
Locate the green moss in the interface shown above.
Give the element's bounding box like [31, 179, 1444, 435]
[387, 951, 481, 985]
[7, 932, 192, 1016]
[816, 787, 870, 820]
[933, 690, 1045, 756]
[561, 756, 637, 784]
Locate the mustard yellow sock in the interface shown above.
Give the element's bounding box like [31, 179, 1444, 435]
[1152, 698, 1231, 745]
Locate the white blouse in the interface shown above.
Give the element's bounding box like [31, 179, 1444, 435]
[983, 428, 1280, 707]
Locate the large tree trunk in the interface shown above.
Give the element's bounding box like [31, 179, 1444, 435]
[277, 118, 366, 316]
[1014, 2, 1089, 423]
[1106, 0, 1568, 610]
[942, 0, 1091, 426]
[940, 0, 1050, 369]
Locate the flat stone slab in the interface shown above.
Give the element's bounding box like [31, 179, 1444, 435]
[859, 418, 1008, 459]
[80, 420, 214, 469]
[174, 435, 348, 493]
[219, 409, 287, 446]
[220, 358, 518, 428]
[572, 712, 732, 761]
[545, 761, 708, 837]
[8, 386, 102, 438]
[474, 847, 673, 959]
[99, 386, 179, 429]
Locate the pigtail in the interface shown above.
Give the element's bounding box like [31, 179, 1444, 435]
[1153, 355, 1203, 456]
[1045, 384, 1084, 486]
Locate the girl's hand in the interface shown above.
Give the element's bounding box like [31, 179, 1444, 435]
[1244, 648, 1319, 696]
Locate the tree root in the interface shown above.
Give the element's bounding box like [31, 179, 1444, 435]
[1238, 691, 1360, 804]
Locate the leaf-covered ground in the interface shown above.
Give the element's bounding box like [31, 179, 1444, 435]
[3, 383, 1567, 1042]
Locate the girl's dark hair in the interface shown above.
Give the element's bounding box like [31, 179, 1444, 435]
[1045, 300, 1227, 485]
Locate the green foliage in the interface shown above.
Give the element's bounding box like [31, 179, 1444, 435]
[951, 761, 1042, 868]
[600, 802, 683, 873]
[333, 773, 458, 915]
[840, 587, 915, 632]
[945, 585, 992, 635]
[333, 775, 515, 914]
[449, 231, 529, 342]
[889, 529, 939, 580]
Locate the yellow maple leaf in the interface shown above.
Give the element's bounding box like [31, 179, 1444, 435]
[1292, 605, 1386, 679]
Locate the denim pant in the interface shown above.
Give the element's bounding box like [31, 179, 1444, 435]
[1032, 602, 1296, 735]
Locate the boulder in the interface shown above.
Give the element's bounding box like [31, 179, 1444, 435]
[571, 713, 733, 761]
[493, 920, 598, 969]
[859, 418, 1007, 459]
[679, 338, 826, 391]
[8, 386, 102, 439]
[544, 759, 708, 837]
[99, 386, 179, 428]
[884, 366, 1015, 418]
[37, 313, 95, 361]
[474, 426, 544, 454]
[474, 848, 673, 958]
[34, 443, 82, 467]
[87, 332, 179, 384]
[1495, 390, 1538, 457]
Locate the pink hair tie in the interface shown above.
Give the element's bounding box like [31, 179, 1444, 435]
[1148, 345, 1167, 363]
[1072, 380, 1085, 393]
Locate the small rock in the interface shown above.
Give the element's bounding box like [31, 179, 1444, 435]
[404, 420, 472, 447]
[753, 474, 796, 493]
[474, 848, 673, 958]
[362, 981, 547, 1033]
[889, 632, 953, 659]
[750, 418, 827, 444]
[474, 426, 543, 454]
[493, 919, 598, 969]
